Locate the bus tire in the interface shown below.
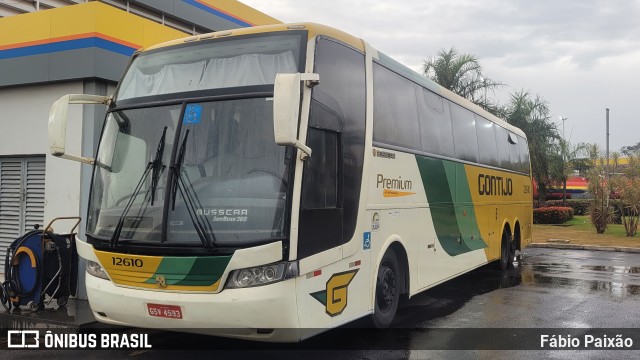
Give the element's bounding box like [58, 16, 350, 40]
[372, 249, 400, 328]
[499, 229, 514, 271]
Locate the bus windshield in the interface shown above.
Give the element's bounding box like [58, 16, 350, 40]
[115, 32, 303, 101]
[84, 31, 306, 249]
[87, 97, 291, 247]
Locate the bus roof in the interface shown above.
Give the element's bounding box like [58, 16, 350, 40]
[140, 23, 365, 53]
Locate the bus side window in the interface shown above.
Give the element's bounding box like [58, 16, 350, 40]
[518, 136, 530, 172]
[495, 126, 511, 170]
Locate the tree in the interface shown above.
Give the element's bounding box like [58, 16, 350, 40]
[502, 91, 559, 205]
[587, 146, 615, 234]
[613, 154, 640, 236]
[422, 47, 502, 113]
[587, 143, 602, 163]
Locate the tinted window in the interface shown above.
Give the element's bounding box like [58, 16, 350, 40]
[417, 88, 454, 157]
[450, 103, 479, 163]
[476, 115, 499, 167]
[302, 129, 338, 209]
[372, 63, 420, 150]
[310, 37, 366, 242]
[370, 59, 528, 174]
[508, 132, 520, 171]
[518, 135, 531, 173]
[495, 125, 511, 170]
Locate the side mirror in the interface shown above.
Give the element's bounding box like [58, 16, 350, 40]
[273, 73, 319, 159]
[48, 94, 111, 164]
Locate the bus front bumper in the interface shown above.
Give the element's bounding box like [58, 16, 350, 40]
[85, 273, 301, 342]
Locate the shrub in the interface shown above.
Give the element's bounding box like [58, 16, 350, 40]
[533, 206, 574, 224]
[545, 199, 590, 215]
[590, 205, 614, 233]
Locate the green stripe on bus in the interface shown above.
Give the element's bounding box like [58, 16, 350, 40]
[454, 165, 487, 252]
[415, 155, 486, 256]
[149, 257, 194, 285]
[175, 256, 232, 286]
[143, 256, 231, 286]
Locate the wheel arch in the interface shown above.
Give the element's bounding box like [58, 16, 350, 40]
[388, 242, 409, 298]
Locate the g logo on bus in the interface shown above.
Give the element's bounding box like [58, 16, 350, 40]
[310, 269, 359, 317]
[155, 275, 167, 288]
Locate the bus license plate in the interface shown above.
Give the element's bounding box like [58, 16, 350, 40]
[147, 303, 183, 319]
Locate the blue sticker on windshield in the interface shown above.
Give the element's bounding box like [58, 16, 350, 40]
[183, 104, 202, 124]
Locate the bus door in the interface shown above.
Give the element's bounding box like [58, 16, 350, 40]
[297, 127, 343, 261]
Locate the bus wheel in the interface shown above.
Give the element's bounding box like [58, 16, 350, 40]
[372, 249, 400, 328]
[499, 230, 514, 271]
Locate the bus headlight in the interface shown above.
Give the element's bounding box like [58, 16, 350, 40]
[226, 261, 298, 289]
[86, 260, 110, 280]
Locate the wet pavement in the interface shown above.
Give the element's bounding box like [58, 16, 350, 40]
[2, 247, 640, 358]
[0, 297, 96, 330]
[397, 247, 640, 329]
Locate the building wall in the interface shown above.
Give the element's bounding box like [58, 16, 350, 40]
[0, 2, 189, 87]
[135, 0, 280, 29]
[0, 82, 84, 225]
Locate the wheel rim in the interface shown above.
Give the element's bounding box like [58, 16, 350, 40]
[377, 265, 396, 313]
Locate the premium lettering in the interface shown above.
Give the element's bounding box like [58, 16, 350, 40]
[377, 174, 412, 191]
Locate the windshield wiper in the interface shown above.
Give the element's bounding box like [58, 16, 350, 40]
[171, 129, 189, 212]
[110, 127, 167, 247]
[170, 130, 216, 251]
[150, 127, 167, 206]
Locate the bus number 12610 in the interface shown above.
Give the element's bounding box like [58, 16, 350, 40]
[112, 257, 144, 268]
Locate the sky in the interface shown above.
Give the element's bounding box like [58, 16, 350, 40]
[240, 0, 640, 152]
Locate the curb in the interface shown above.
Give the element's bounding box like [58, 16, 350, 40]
[529, 243, 640, 253]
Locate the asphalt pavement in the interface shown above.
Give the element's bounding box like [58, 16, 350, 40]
[2, 246, 640, 359]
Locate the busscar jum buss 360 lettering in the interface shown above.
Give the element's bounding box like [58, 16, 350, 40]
[48, 23, 532, 341]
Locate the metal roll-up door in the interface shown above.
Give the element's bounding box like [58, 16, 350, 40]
[0, 156, 46, 269]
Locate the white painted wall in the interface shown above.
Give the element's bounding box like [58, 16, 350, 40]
[0, 82, 85, 226]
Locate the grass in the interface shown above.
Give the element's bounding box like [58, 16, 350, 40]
[532, 215, 640, 248]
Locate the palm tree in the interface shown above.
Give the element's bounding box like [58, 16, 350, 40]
[502, 91, 560, 205]
[423, 47, 502, 113]
[618, 154, 640, 236]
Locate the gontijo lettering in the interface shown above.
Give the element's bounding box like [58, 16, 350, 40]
[478, 174, 513, 196]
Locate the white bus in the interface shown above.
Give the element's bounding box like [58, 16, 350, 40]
[48, 23, 532, 341]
